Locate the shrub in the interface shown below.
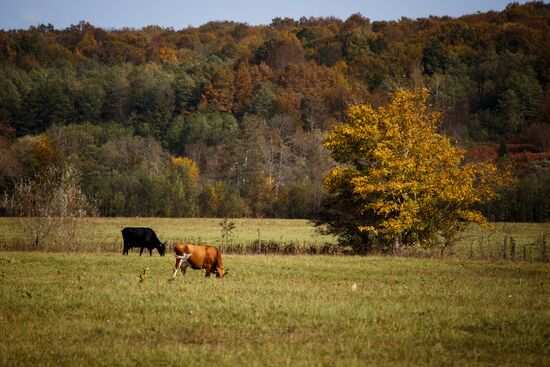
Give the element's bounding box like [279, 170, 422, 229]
[1, 164, 96, 251]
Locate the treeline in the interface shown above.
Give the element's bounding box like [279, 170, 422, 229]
[1, 2, 549, 220]
[1, 122, 329, 217]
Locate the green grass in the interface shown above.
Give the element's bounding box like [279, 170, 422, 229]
[0, 252, 548, 366]
[451, 223, 549, 261]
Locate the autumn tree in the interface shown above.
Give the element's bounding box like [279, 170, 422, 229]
[319, 88, 504, 254]
[198, 65, 235, 112]
[198, 180, 249, 217]
[76, 32, 100, 59]
[0, 5, 548, 221]
[233, 62, 255, 116]
[255, 34, 305, 70]
[159, 46, 179, 64]
[162, 156, 200, 217]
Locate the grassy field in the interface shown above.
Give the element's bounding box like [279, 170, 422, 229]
[0, 252, 548, 366]
[0, 217, 548, 260]
[0, 217, 329, 252]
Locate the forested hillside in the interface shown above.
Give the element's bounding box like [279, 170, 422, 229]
[0, 2, 549, 220]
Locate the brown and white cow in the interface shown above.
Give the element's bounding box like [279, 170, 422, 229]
[172, 244, 228, 279]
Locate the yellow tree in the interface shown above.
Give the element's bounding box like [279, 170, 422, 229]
[159, 46, 179, 64]
[322, 88, 504, 253]
[164, 156, 201, 217]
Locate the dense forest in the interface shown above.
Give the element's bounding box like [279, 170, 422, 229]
[0, 2, 549, 220]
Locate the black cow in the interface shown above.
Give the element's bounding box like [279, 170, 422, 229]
[122, 227, 166, 256]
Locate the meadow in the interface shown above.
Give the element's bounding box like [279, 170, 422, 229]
[0, 217, 548, 261]
[0, 252, 549, 366]
[0, 217, 327, 252]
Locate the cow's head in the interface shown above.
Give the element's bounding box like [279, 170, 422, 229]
[158, 242, 167, 256]
[216, 267, 229, 278]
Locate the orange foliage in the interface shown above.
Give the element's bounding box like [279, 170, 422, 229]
[466, 144, 499, 162]
[466, 143, 550, 172]
[159, 46, 179, 63]
[199, 66, 235, 112]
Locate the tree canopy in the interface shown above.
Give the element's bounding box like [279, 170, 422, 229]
[0, 2, 549, 221]
[320, 88, 507, 253]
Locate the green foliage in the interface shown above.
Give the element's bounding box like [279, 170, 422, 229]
[0, 3, 549, 220]
[422, 38, 448, 76]
[128, 64, 175, 136]
[0, 76, 21, 123]
[19, 68, 74, 131]
[172, 70, 198, 112]
[503, 69, 543, 121]
[181, 112, 238, 146]
[342, 28, 372, 60]
[497, 89, 523, 135]
[0, 7, 546, 140]
[483, 172, 550, 222]
[251, 83, 278, 118]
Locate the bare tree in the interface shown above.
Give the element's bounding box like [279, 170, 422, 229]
[2, 164, 96, 251]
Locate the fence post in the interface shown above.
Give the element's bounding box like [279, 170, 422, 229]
[541, 233, 548, 263]
[502, 236, 507, 260]
[510, 237, 516, 261]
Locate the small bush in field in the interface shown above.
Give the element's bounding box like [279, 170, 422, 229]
[219, 218, 236, 248]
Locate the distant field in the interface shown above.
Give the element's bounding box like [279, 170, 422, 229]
[0, 252, 548, 366]
[452, 223, 550, 261]
[0, 217, 330, 252]
[0, 217, 548, 260]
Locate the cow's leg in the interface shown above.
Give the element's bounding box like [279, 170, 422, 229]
[172, 258, 182, 279]
[181, 263, 188, 275]
[173, 258, 189, 279]
[204, 264, 211, 277]
[214, 265, 221, 278]
[149, 248, 152, 256]
[139, 247, 144, 256]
